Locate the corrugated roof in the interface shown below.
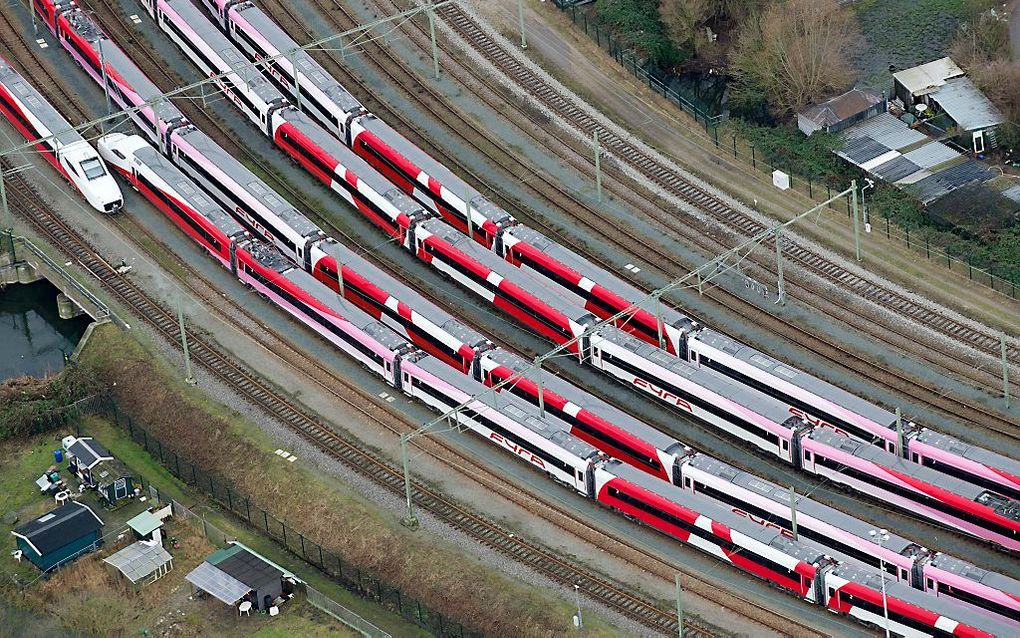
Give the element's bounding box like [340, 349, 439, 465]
[799, 88, 884, 127]
[872, 156, 922, 182]
[845, 113, 927, 150]
[104, 541, 172, 583]
[186, 561, 250, 604]
[839, 136, 890, 164]
[902, 142, 961, 169]
[1001, 184, 1020, 204]
[894, 57, 964, 96]
[930, 76, 1005, 131]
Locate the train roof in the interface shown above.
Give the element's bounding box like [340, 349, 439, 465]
[482, 348, 689, 453]
[808, 428, 1020, 514]
[84, 29, 188, 125]
[831, 563, 1018, 636]
[0, 61, 80, 146]
[282, 114, 427, 219]
[418, 219, 598, 325]
[414, 355, 599, 461]
[355, 115, 515, 227]
[913, 428, 1020, 480]
[595, 328, 799, 425]
[168, 0, 286, 106]
[126, 139, 246, 238]
[273, 257, 413, 352]
[685, 453, 921, 556]
[691, 329, 897, 426]
[319, 238, 489, 348]
[927, 553, 1020, 597]
[229, 2, 363, 115]
[173, 125, 321, 238]
[505, 225, 691, 328]
[608, 462, 829, 565]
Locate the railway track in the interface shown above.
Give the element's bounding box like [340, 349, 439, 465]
[0, 7, 812, 635]
[265, 0, 1020, 448]
[435, 4, 1020, 367]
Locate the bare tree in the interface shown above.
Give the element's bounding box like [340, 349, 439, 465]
[729, 0, 858, 116]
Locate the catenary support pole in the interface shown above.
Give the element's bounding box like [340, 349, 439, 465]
[30, 0, 37, 35]
[401, 434, 418, 528]
[466, 197, 474, 244]
[851, 180, 862, 261]
[655, 296, 665, 349]
[517, 0, 527, 49]
[332, 242, 343, 299]
[1003, 328, 1011, 408]
[896, 407, 904, 456]
[1, 168, 13, 263]
[775, 225, 785, 305]
[789, 485, 798, 539]
[98, 40, 112, 133]
[177, 298, 196, 385]
[535, 356, 545, 418]
[593, 131, 603, 202]
[675, 573, 684, 637]
[289, 49, 301, 109]
[427, 9, 440, 80]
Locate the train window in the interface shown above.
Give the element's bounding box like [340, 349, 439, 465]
[887, 442, 895, 453]
[804, 451, 812, 462]
[576, 471, 583, 481]
[684, 478, 691, 489]
[80, 158, 107, 181]
[927, 579, 934, 590]
[912, 453, 919, 463]
[111, 149, 126, 160]
[827, 587, 835, 599]
[781, 440, 789, 451]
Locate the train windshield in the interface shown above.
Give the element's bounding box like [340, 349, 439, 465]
[80, 158, 107, 181]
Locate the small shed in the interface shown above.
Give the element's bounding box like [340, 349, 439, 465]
[126, 509, 165, 544]
[186, 543, 299, 611]
[63, 436, 136, 505]
[11, 502, 104, 571]
[893, 57, 964, 105]
[104, 541, 173, 589]
[798, 88, 886, 136]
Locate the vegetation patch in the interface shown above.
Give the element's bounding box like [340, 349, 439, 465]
[77, 323, 622, 636]
[593, 0, 686, 67]
[0, 364, 103, 440]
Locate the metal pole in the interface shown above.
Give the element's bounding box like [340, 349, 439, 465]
[401, 434, 418, 529]
[1, 169, 13, 263]
[593, 131, 603, 202]
[99, 39, 112, 133]
[332, 243, 344, 299]
[31, 0, 37, 35]
[466, 196, 474, 243]
[895, 407, 904, 456]
[517, 0, 527, 49]
[851, 180, 862, 261]
[1003, 328, 1011, 408]
[289, 49, 301, 110]
[655, 296, 665, 350]
[775, 226, 785, 305]
[789, 486, 798, 540]
[675, 573, 684, 637]
[535, 356, 545, 418]
[427, 9, 440, 80]
[574, 584, 583, 628]
[177, 298, 196, 385]
[871, 530, 891, 638]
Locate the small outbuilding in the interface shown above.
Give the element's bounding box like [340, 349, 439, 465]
[11, 502, 104, 572]
[63, 436, 136, 506]
[186, 543, 299, 612]
[798, 88, 886, 136]
[104, 541, 173, 589]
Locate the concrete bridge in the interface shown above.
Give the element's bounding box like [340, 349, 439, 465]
[1, 234, 111, 322]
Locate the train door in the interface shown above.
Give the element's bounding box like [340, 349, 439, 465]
[584, 463, 596, 499]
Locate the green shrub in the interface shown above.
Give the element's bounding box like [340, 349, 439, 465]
[594, 0, 686, 66]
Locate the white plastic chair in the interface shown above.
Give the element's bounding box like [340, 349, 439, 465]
[238, 601, 252, 617]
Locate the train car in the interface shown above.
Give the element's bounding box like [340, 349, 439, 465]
[589, 326, 805, 463]
[35, 0, 186, 141]
[412, 218, 598, 357]
[681, 452, 1020, 626]
[141, 0, 433, 249]
[499, 225, 695, 355]
[0, 57, 122, 213]
[402, 355, 601, 494]
[824, 564, 1013, 638]
[309, 238, 492, 374]
[98, 133, 244, 266]
[802, 428, 1020, 552]
[688, 329, 1020, 500]
[477, 348, 690, 483]
[595, 461, 829, 601]
[198, 0, 368, 138]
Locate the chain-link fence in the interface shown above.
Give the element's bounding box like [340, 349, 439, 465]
[108, 404, 477, 638]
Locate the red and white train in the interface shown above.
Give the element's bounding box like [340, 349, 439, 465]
[0, 55, 121, 213]
[96, 133, 1018, 637]
[193, 0, 1020, 502]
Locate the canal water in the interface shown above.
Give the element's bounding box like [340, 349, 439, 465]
[0, 280, 90, 380]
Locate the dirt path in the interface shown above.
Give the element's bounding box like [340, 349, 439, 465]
[1010, 0, 1020, 61]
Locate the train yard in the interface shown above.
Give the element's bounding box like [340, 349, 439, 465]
[1, 0, 1018, 635]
